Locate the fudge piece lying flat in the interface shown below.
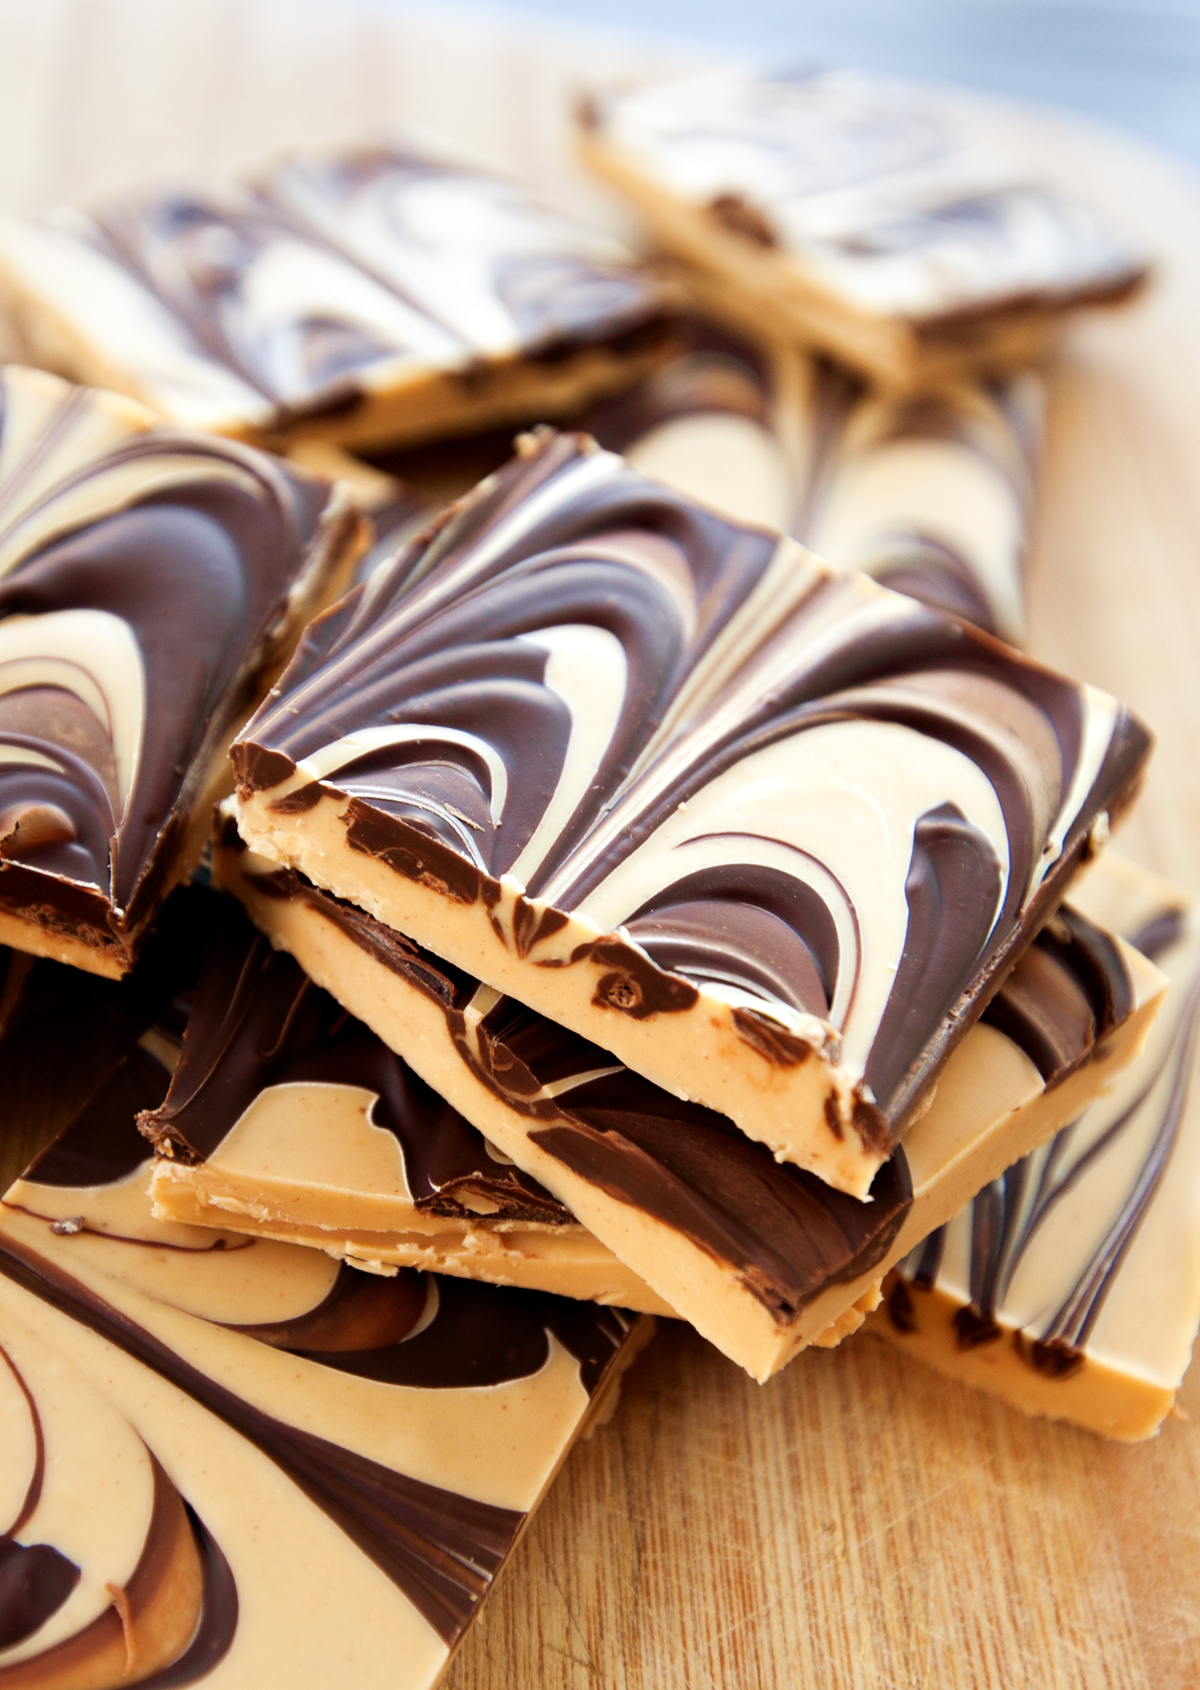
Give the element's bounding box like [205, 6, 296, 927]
[0, 365, 363, 976]
[804, 372, 1042, 646]
[140, 896, 668, 1314]
[214, 820, 1164, 1380]
[0, 144, 672, 450]
[872, 853, 1200, 1440]
[577, 69, 1148, 388]
[231, 430, 1150, 1198]
[0, 995, 649, 1688]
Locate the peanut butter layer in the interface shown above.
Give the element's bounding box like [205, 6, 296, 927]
[0, 365, 364, 976]
[215, 820, 1164, 1382]
[0, 146, 673, 451]
[872, 852, 1200, 1440]
[577, 68, 1148, 388]
[0, 966, 651, 1687]
[231, 429, 1150, 1198]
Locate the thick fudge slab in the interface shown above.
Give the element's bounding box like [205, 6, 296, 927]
[577, 69, 1148, 388]
[0, 998, 650, 1688]
[139, 897, 667, 1313]
[873, 853, 1200, 1440]
[214, 822, 1163, 1380]
[231, 430, 1150, 1198]
[0, 365, 364, 976]
[0, 146, 672, 451]
[805, 371, 1042, 646]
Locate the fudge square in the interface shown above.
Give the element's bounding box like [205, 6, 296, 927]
[231, 429, 1150, 1200]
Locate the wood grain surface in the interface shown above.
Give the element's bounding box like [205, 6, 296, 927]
[1, 4, 1199, 1685]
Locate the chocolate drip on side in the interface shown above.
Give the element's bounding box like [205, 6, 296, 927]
[531, 1094, 911, 1322]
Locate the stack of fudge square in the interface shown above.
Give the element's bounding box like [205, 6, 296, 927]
[0, 65, 1196, 1690]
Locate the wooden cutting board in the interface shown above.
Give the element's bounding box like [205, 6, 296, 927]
[1, 5, 1199, 1685]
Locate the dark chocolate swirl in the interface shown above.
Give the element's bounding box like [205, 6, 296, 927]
[2, 942, 641, 1656]
[0, 366, 357, 965]
[89, 148, 668, 427]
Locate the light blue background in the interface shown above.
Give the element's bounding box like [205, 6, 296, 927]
[395, 0, 1200, 168]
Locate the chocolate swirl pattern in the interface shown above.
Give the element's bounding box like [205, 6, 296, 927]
[879, 853, 1200, 1440]
[805, 370, 1042, 646]
[0, 986, 646, 1685]
[0, 147, 671, 450]
[0, 365, 362, 977]
[232, 430, 1150, 1198]
[578, 69, 1148, 387]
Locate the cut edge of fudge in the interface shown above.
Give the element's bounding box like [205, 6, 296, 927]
[213, 818, 1165, 1382]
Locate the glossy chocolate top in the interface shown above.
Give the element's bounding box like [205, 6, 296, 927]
[585, 68, 1148, 324]
[140, 896, 572, 1223]
[80, 145, 666, 429]
[236, 849, 1134, 1324]
[235, 431, 1150, 1140]
[0, 366, 352, 951]
[2, 965, 638, 1667]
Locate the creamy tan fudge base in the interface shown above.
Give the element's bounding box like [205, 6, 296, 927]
[871, 1277, 1177, 1441]
[216, 835, 1164, 1381]
[236, 781, 892, 1197]
[577, 134, 1128, 390]
[0, 1166, 653, 1689]
[151, 1167, 673, 1315]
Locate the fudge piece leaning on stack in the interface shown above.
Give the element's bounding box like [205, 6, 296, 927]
[0, 144, 675, 450]
[577, 67, 1148, 389]
[873, 851, 1200, 1440]
[0, 938, 649, 1690]
[229, 429, 1150, 1198]
[0, 364, 364, 976]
